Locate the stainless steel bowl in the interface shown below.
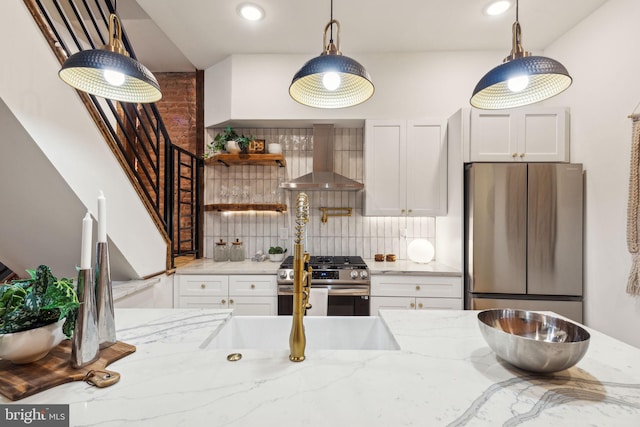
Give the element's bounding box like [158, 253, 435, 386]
[477, 309, 590, 373]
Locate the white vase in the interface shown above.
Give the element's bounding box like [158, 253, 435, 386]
[268, 143, 282, 154]
[226, 140, 241, 154]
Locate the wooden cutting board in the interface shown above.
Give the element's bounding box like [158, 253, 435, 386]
[0, 340, 136, 401]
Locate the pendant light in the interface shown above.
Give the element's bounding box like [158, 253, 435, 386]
[289, 0, 374, 109]
[470, 0, 571, 110]
[59, 5, 161, 104]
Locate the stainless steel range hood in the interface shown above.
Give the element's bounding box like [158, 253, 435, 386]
[280, 124, 364, 191]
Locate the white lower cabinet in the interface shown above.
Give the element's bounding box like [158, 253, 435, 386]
[370, 275, 463, 314]
[175, 274, 277, 315]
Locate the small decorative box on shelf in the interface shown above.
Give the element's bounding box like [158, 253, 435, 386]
[206, 154, 286, 167]
[204, 203, 287, 213]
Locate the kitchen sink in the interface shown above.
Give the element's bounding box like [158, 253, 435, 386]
[206, 316, 400, 351]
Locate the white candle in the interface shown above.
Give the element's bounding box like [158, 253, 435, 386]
[81, 211, 92, 270]
[98, 190, 107, 242]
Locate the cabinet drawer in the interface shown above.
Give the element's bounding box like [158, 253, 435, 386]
[177, 296, 229, 308]
[371, 275, 462, 298]
[230, 296, 277, 316]
[416, 297, 463, 310]
[177, 275, 229, 296]
[371, 296, 417, 314]
[229, 275, 276, 296]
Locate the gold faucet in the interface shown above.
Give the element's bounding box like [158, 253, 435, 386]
[290, 192, 311, 362]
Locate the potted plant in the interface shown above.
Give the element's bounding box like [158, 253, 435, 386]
[268, 246, 287, 262]
[204, 126, 239, 158]
[0, 265, 79, 363]
[236, 135, 253, 154]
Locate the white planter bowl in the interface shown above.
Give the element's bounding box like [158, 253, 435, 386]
[0, 320, 65, 364]
[270, 253, 285, 262]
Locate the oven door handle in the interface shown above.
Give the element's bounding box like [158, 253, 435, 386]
[277, 285, 369, 296]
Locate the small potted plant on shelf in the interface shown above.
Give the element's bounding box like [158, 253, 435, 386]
[204, 126, 239, 158]
[268, 246, 287, 262]
[236, 135, 253, 154]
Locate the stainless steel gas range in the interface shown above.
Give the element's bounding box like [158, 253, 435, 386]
[277, 256, 371, 316]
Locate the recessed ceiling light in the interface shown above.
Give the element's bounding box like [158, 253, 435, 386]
[237, 3, 265, 21]
[484, 1, 512, 16]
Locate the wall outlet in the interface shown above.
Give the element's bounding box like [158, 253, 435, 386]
[279, 228, 289, 240]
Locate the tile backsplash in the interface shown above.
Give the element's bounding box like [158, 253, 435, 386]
[204, 128, 436, 260]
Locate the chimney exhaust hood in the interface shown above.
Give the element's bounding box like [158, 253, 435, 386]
[280, 124, 364, 191]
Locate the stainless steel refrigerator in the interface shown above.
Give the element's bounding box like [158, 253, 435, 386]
[464, 163, 584, 322]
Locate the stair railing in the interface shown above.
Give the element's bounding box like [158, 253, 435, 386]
[24, 0, 201, 268]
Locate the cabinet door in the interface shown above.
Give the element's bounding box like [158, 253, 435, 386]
[228, 275, 276, 297]
[519, 108, 569, 162]
[230, 296, 277, 315]
[469, 108, 569, 162]
[364, 120, 406, 216]
[470, 109, 519, 162]
[406, 120, 448, 216]
[370, 296, 416, 314]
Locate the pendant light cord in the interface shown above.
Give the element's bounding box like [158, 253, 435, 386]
[329, 0, 334, 43]
[515, 0, 519, 22]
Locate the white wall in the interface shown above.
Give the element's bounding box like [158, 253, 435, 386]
[0, 2, 166, 279]
[205, 51, 505, 126]
[542, 0, 640, 348]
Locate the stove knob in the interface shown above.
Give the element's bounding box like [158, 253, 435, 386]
[278, 270, 288, 280]
[360, 271, 369, 280]
[350, 270, 359, 279]
[289, 271, 295, 280]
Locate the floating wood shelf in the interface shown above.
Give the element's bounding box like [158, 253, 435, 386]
[205, 203, 287, 213]
[205, 153, 286, 167]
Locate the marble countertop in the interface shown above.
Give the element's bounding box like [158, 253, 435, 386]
[176, 258, 461, 276]
[175, 258, 281, 275]
[3, 309, 639, 426]
[112, 278, 161, 301]
[365, 259, 461, 276]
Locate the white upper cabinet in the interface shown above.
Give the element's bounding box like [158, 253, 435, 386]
[468, 107, 569, 162]
[364, 119, 447, 216]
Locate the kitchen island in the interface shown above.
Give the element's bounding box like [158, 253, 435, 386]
[2, 309, 639, 426]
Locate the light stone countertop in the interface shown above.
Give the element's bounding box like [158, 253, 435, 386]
[3, 308, 639, 426]
[175, 258, 281, 275]
[175, 258, 462, 276]
[112, 277, 161, 301]
[365, 259, 462, 276]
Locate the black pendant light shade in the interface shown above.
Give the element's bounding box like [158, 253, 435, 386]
[470, 55, 572, 109]
[289, 17, 374, 109]
[470, 0, 572, 110]
[59, 14, 161, 104]
[290, 53, 374, 109]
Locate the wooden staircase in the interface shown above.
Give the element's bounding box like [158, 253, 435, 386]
[23, 0, 202, 269]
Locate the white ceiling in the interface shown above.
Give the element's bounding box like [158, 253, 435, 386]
[123, 0, 608, 72]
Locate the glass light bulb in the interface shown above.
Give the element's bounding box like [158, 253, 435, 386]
[104, 69, 125, 86]
[507, 75, 529, 92]
[322, 72, 341, 91]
